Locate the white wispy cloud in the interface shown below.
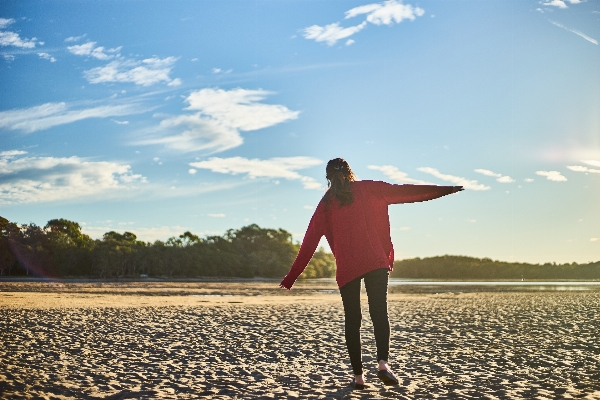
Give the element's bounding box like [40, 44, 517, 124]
[549, 20, 598, 45]
[37, 52, 56, 62]
[83, 56, 180, 86]
[0, 18, 15, 29]
[345, 0, 425, 25]
[0, 152, 146, 204]
[540, 0, 582, 8]
[542, 0, 568, 8]
[208, 213, 226, 218]
[66, 38, 180, 86]
[189, 156, 324, 190]
[496, 176, 514, 183]
[567, 165, 600, 174]
[64, 34, 87, 42]
[0, 19, 42, 50]
[581, 159, 600, 168]
[0, 150, 27, 157]
[138, 88, 299, 153]
[0, 101, 148, 133]
[185, 88, 299, 131]
[474, 168, 515, 183]
[417, 167, 490, 190]
[303, 0, 424, 46]
[67, 41, 121, 60]
[0, 31, 42, 48]
[536, 170, 568, 181]
[368, 165, 435, 185]
[211, 67, 233, 74]
[303, 21, 367, 46]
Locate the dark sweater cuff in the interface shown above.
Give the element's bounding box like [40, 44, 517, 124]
[280, 273, 298, 289]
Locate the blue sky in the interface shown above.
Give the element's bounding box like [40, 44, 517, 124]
[1, 0, 598, 264]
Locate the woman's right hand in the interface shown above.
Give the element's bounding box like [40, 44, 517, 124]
[280, 275, 293, 290]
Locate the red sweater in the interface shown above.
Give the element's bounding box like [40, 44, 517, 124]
[280, 180, 459, 289]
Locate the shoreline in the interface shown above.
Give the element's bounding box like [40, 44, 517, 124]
[2, 281, 600, 309]
[1, 279, 600, 297]
[1, 276, 599, 283]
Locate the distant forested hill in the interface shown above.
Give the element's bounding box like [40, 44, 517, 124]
[392, 255, 600, 280]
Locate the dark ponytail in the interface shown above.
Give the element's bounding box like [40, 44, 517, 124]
[324, 158, 356, 207]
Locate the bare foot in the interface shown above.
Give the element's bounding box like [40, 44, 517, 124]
[354, 374, 365, 385]
[378, 360, 392, 372]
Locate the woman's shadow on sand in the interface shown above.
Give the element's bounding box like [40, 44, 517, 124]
[91, 390, 157, 399]
[325, 378, 409, 399]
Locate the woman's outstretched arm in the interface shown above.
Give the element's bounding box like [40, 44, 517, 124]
[280, 203, 327, 290]
[374, 181, 463, 204]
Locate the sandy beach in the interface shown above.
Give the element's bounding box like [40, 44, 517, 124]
[1, 281, 600, 399]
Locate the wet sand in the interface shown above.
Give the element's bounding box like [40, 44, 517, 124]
[1, 281, 600, 399]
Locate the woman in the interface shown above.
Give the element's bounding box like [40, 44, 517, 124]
[280, 158, 463, 389]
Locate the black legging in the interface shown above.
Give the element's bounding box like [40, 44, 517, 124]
[339, 268, 390, 375]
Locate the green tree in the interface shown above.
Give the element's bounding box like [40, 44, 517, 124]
[180, 231, 200, 246]
[44, 219, 94, 276]
[229, 224, 297, 278]
[45, 219, 93, 248]
[0, 217, 20, 276]
[198, 235, 242, 277]
[301, 247, 336, 279]
[92, 231, 145, 277]
[9, 223, 55, 277]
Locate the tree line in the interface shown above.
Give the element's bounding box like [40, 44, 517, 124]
[0, 217, 335, 279]
[1, 216, 598, 280]
[392, 255, 600, 280]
